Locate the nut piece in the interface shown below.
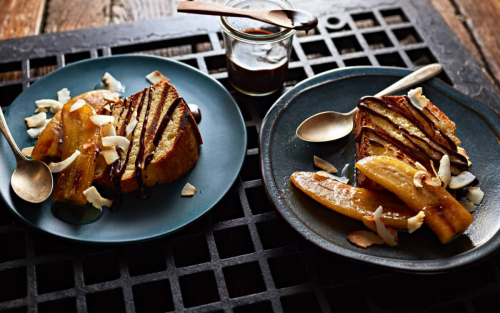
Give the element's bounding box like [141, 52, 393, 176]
[347, 230, 384, 248]
[146, 70, 171, 84]
[373, 206, 398, 246]
[449, 171, 475, 189]
[70, 99, 88, 112]
[314, 155, 338, 174]
[102, 72, 125, 95]
[407, 211, 426, 234]
[21, 147, 34, 158]
[89, 115, 114, 126]
[438, 155, 451, 189]
[181, 183, 196, 196]
[48, 150, 81, 173]
[25, 112, 47, 128]
[57, 88, 71, 105]
[83, 186, 112, 209]
[313, 171, 349, 184]
[467, 187, 484, 205]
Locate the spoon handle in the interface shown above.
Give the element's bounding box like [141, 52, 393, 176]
[0, 107, 26, 162]
[178, 1, 254, 18]
[375, 63, 443, 97]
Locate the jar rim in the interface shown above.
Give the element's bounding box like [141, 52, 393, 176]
[219, 0, 296, 43]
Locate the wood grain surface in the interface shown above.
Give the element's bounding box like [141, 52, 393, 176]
[0, 0, 498, 90]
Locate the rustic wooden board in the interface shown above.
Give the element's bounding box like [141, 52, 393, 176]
[0, 0, 46, 40]
[43, 0, 111, 33]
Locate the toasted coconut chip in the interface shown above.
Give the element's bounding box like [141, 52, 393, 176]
[48, 150, 81, 173]
[101, 124, 116, 137]
[438, 154, 451, 189]
[104, 93, 120, 103]
[34, 107, 47, 113]
[313, 171, 349, 184]
[83, 186, 112, 209]
[125, 111, 138, 136]
[103, 104, 111, 112]
[181, 183, 196, 196]
[459, 201, 476, 213]
[25, 112, 47, 128]
[373, 206, 398, 246]
[146, 70, 171, 84]
[314, 156, 338, 174]
[467, 187, 484, 205]
[457, 147, 471, 166]
[449, 171, 475, 189]
[415, 162, 427, 173]
[21, 147, 34, 158]
[70, 99, 87, 112]
[102, 146, 119, 165]
[430, 160, 438, 177]
[27, 119, 51, 139]
[102, 72, 125, 95]
[362, 216, 398, 241]
[426, 176, 442, 187]
[89, 115, 114, 126]
[35, 99, 63, 113]
[348, 230, 384, 248]
[408, 87, 429, 111]
[413, 171, 427, 188]
[408, 211, 426, 234]
[57, 88, 71, 104]
[102, 136, 130, 151]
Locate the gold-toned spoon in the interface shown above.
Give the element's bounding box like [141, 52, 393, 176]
[178, 1, 318, 31]
[0, 108, 53, 203]
[296, 63, 443, 142]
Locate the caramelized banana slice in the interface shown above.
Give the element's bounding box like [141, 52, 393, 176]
[290, 172, 414, 229]
[355, 156, 474, 244]
[53, 103, 100, 205]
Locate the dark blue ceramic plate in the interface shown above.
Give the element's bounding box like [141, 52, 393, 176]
[0, 55, 246, 244]
[260, 66, 500, 273]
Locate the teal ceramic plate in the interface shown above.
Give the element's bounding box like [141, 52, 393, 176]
[260, 66, 500, 273]
[0, 55, 246, 244]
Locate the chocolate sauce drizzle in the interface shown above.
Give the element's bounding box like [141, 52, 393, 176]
[135, 88, 153, 199]
[356, 96, 468, 170]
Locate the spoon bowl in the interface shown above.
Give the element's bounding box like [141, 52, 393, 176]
[296, 63, 443, 142]
[11, 159, 53, 203]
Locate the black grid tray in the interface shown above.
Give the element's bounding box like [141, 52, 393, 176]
[1, 1, 500, 312]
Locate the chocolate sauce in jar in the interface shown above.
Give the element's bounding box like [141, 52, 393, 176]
[227, 29, 289, 95]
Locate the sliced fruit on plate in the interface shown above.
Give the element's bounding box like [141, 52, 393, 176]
[355, 156, 474, 244]
[290, 171, 414, 229]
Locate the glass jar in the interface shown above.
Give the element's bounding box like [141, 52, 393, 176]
[220, 0, 296, 96]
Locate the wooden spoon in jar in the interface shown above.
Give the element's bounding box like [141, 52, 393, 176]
[177, 1, 318, 31]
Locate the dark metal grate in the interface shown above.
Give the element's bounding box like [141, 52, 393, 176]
[1, 1, 500, 312]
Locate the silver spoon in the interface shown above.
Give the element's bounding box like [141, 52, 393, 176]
[177, 1, 318, 31]
[296, 63, 443, 142]
[0, 108, 53, 203]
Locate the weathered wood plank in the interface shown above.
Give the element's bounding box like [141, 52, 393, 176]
[452, 0, 500, 87]
[111, 0, 174, 24]
[43, 0, 111, 33]
[0, 0, 46, 40]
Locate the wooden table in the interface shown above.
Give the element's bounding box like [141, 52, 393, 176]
[1, 0, 499, 91]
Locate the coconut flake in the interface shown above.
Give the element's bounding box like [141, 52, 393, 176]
[101, 124, 116, 137]
[48, 150, 80, 173]
[25, 112, 47, 128]
[57, 88, 71, 104]
[457, 147, 471, 166]
[104, 93, 120, 103]
[181, 183, 196, 196]
[35, 99, 63, 113]
[373, 206, 398, 246]
[313, 171, 349, 184]
[467, 187, 484, 205]
[27, 119, 51, 139]
[449, 171, 475, 189]
[89, 115, 114, 126]
[102, 136, 130, 151]
[70, 99, 87, 112]
[34, 107, 47, 113]
[407, 87, 429, 111]
[348, 231, 384, 248]
[21, 147, 34, 158]
[413, 171, 426, 188]
[146, 70, 170, 84]
[415, 162, 427, 172]
[102, 72, 125, 95]
[408, 211, 426, 233]
[125, 111, 138, 136]
[314, 156, 338, 174]
[83, 186, 112, 209]
[459, 201, 476, 213]
[102, 146, 120, 165]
